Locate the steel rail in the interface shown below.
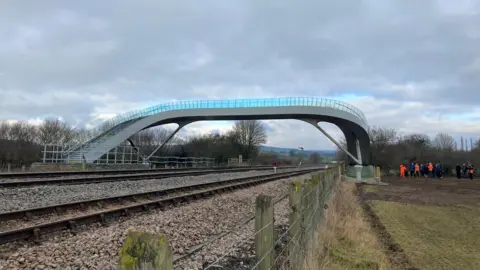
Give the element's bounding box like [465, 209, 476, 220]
[0, 165, 297, 179]
[0, 166, 301, 188]
[0, 168, 312, 222]
[0, 168, 324, 244]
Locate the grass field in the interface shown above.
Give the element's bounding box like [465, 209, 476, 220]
[363, 177, 480, 270]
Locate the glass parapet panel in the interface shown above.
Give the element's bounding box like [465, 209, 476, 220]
[88, 97, 366, 142]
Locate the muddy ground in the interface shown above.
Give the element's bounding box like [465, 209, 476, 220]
[361, 176, 480, 206]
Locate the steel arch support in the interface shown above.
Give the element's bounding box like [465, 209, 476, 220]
[145, 121, 193, 160]
[300, 119, 365, 165]
[126, 139, 146, 157]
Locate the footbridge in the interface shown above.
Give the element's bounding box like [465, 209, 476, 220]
[63, 97, 371, 166]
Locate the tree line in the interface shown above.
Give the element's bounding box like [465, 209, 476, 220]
[6, 118, 471, 170]
[336, 126, 480, 172]
[0, 119, 276, 167]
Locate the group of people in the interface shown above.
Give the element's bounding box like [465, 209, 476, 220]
[399, 162, 444, 178]
[455, 163, 475, 180]
[399, 161, 475, 180]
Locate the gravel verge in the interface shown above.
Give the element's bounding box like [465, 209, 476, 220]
[0, 174, 295, 270]
[175, 198, 291, 270]
[0, 167, 282, 183]
[0, 169, 290, 213]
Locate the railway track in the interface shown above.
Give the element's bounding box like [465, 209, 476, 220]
[0, 167, 322, 245]
[0, 165, 296, 179]
[0, 166, 299, 188]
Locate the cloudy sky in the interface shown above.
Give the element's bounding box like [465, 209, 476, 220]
[1, 0, 479, 150]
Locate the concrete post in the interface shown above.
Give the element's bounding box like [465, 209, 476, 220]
[118, 231, 173, 270]
[376, 166, 381, 183]
[254, 195, 274, 270]
[354, 165, 363, 183]
[43, 144, 47, 163]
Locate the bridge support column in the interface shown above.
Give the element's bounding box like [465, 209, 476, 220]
[146, 121, 192, 161]
[354, 139, 363, 183]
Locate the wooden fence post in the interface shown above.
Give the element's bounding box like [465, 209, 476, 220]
[312, 174, 320, 226]
[254, 195, 274, 270]
[289, 180, 302, 268]
[118, 231, 173, 270]
[316, 173, 326, 226]
[306, 177, 316, 249]
[299, 178, 309, 261]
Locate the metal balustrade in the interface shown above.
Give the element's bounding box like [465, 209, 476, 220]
[94, 97, 365, 137]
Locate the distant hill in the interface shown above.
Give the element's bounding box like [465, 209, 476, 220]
[259, 145, 336, 157]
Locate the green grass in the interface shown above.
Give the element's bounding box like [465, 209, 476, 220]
[369, 201, 480, 270]
[303, 182, 390, 270]
[362, 185, 378, 193]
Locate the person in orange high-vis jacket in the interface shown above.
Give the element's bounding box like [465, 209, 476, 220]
[428, 162, 434, 177]
[400, 164, 405, 178]
[414, 163, 420, 178]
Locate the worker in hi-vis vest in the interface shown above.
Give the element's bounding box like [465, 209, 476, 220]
[400, 164, 405, 178]
[428, 162, 434, 177]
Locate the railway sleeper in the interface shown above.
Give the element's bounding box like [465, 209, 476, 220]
[157, 202, 166, 211]
[31, 228, 41, 244]
[68, 220, 78, 235]
[99, 214, 108, 226]
[24, 211, 33, 221]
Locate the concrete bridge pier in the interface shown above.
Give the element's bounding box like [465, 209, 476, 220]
[354, 139, 363, 183]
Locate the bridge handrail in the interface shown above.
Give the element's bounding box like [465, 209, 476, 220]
[71, 97, 367, 151]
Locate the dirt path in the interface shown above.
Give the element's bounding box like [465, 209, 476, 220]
[358, 185, 418, 270]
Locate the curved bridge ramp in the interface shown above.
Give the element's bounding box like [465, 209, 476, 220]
[63, 97, 371, 165]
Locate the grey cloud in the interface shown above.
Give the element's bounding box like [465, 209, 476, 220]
[0, 0, 479, 148]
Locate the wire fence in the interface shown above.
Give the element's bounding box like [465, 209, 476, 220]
[117, 163, 345, 270]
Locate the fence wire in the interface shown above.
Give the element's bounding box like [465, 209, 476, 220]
[199, 165, 343, 270]
[249, 168, 340, 270]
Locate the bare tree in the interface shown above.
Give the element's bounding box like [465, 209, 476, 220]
[8, 121, 37, 142]
[0, 121, 10, 140]
[38, 118, 75, 145]
[72, 128, 96, 144]
[129, 127, 178, 156]
[432, 132, 456, 152]
[230, 120, 267, 159]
